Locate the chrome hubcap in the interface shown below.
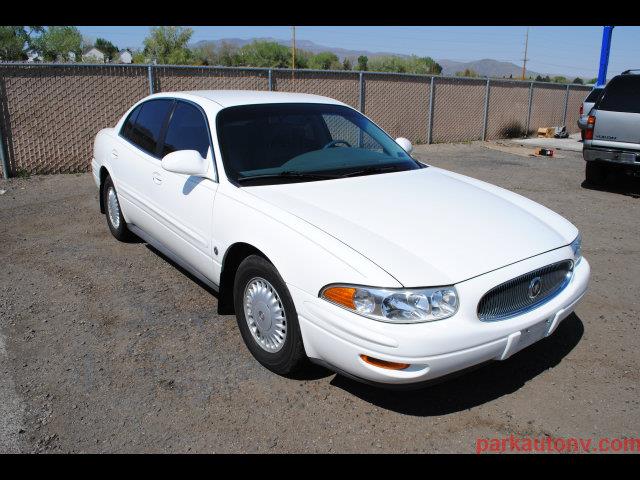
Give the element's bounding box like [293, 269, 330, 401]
[107, 187, 121, 229]
[243, 277, 287, 353]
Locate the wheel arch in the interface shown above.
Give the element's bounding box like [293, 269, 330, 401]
[98, 166, 111, 214]
[217, 242, 271, 315]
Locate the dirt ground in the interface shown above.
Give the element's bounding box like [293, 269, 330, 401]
[1, 142, 639, 453]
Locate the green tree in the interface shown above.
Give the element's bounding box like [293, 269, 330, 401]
[356, 55, 368, 71]
[368, 55, 442, 75]
[143, 26, 193, 65]
[342, 57, 352, 70]
[588, 77, 598, 84]
[0, 26, 42, 60]
[308, 51, 340, 70]
[131, 50, 147, 64]
[368, 56, 407, 73]
[235, 41, 291, 68]
[294, 49, 312, 69]
[572, 77, 584, 85]
[405, 55, 442, 75]
[217, 42, 240, 66]
[94, 37, 119, 62]
[455, 68, 480, 78]
[33, 26, 82, 62]
[552, 75, 568, 84]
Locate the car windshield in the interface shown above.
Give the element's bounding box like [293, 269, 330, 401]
[216, 103, 424, 185]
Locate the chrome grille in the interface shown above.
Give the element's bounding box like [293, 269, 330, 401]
[477, 260, 574, 321]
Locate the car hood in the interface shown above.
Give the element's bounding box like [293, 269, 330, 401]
[243, 167, 578, 286]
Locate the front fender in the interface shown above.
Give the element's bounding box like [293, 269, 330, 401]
[212, 186, 402, 298]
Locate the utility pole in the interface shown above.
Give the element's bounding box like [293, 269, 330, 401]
[521, 27, 530, 80]
[292, 26, 296, 81]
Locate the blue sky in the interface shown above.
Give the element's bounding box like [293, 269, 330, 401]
[78, 26, 640, 78]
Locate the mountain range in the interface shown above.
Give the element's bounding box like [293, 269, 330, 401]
[192, 37, 559, 79]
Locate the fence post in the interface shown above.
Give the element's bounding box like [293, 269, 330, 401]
[359, 72, 365, 113]
[525, 82, 534, 137]
[268, 69, 273, 91]
[427, 76, 436, 144]
[482, 78, 491, 141]
[562, 84, 570, 126]
[148, 65, 154, 94]
[0, 120, 9, 178]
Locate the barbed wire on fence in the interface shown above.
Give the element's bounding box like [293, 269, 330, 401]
[0, 63, 591, 178]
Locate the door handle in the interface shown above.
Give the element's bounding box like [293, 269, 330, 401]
[152, 172, 163, 185]
[110, 149, 118, 158]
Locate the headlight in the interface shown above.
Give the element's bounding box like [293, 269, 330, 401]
[320, 284, 459, 323]
[570, 233, 582, 265]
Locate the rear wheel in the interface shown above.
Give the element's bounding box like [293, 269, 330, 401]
[233, 255, 308, 375]
[585, 161, 607, 186]
[102, 175, 132, 241]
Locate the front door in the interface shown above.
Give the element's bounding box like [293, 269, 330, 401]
[152, 100, 219, 283]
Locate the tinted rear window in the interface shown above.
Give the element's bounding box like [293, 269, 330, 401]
[127, 99, 173, 156]
[597, 76, 640, 114]
[585, 88, 604, 103]
[121, 104, 141, 140]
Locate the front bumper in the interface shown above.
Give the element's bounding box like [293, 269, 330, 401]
[584, 146, 640, 166]
[291, 247, 590, 385]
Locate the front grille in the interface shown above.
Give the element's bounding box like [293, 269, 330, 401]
[477, 260, 574, 321]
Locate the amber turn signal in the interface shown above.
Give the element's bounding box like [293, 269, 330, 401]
[322, 286, 356, 309]
[360, 355, 410, 370]
[585, 115, 596, 140]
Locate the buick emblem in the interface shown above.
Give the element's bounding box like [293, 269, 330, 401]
[528, 277, 542, 299]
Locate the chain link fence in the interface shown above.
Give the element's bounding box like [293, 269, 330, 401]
[0, 63, 592, 178]
[485, 80, 531, 140]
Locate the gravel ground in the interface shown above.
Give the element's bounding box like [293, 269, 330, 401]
[1, 142, 639, 453]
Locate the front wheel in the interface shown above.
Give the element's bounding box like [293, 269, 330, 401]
[233, 255, 308, 375]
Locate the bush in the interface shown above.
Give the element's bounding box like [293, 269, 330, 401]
[367, 55, 441, 75]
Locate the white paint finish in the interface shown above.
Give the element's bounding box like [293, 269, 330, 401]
[184, 90, 346, 108]
[246, 166, 577, 286]
[93, 90, 590, 385]
[161, 150, 209, 177]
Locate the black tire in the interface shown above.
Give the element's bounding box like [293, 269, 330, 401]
[102, 175, 133, 241]
[233, 255, 308, 375]
[585, 161, 607, 186]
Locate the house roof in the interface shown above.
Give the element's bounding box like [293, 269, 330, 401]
[82, 47, 104, 56]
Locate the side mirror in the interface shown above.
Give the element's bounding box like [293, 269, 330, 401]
[161, 150, 208, 177]
[395, 137, 413, 154]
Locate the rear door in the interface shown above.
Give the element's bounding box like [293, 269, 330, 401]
[592, 75, 640, 150]
[113, 98, 174, 239]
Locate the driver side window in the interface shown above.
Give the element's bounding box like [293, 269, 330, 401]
[161, 101, 212, 159]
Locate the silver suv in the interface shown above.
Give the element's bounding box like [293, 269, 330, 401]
[583, 72, 640, 185]
[577, 86, 604, 132]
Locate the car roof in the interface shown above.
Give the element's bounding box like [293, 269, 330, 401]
[148, 90, 347, 108]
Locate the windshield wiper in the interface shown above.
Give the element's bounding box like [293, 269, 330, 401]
[338, 164, 404, 178]
[236, 170, 337, 183]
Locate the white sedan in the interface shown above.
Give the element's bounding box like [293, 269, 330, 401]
[92, 90, 590, 387]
